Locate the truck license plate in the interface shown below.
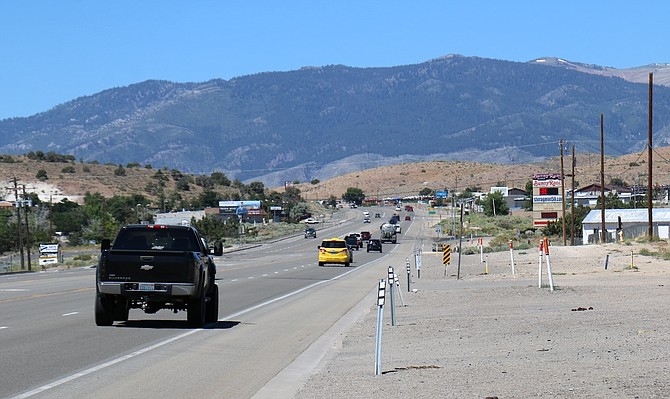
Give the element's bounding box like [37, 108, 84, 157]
[139, 283, 155, 291]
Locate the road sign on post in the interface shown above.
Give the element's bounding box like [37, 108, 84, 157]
[442, 245, 451, 264]
[443, 244, 451, 276]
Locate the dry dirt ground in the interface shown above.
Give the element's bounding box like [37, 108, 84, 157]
[293, 230, 670, 398]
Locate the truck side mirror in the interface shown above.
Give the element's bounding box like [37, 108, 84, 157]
[101, 239, 111, 252]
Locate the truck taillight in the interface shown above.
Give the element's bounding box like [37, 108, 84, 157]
[99, 256, 107, 276]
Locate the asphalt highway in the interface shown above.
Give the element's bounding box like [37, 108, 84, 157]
[0, 207, 416, 399]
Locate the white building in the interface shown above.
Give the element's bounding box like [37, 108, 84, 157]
[581, 208, 670, 243]
[154, 210, 205, 226]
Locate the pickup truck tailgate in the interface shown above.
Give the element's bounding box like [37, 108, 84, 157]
[101, 250, 194, 283]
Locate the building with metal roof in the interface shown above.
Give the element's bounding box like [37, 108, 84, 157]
[581, 208, 670, 243]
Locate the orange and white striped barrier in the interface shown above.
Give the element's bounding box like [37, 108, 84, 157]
[538, 238, 554, 291]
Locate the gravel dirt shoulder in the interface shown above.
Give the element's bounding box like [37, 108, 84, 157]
[293, 235, 670, 398]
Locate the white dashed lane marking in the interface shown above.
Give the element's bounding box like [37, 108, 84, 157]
[223, 263, 314, 283]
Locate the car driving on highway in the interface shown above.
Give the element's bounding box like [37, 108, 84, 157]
[367, 239, 382, 253]
[318, 237, 352, 267]
[304, 228, 317, 238]
[344, 235, 360, 250]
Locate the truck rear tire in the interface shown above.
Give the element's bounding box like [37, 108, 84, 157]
[187, 291, 206, 327]
[95, 294, 114, 326]
[113, 298, 129, 322]
[205, 284, 219, 323]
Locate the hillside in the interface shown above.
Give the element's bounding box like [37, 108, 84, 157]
[291, 146, 670, 200]
[0, 157, 223, 206]
[2, 146, 662, 208]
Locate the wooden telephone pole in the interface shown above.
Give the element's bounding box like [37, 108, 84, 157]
[571, 144, 576, 246]
[600, 114, 607, 243]
[12, 177, 25, 270]
[559, 139, 567, 246]
[22, 185, 32, 270]
[648, 72, 654, 239]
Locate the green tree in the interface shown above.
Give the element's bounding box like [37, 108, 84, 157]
[342, 187, 365, 205]
[176, 177, 191, 191]
[523, 180, 533, 211]
[152, 169, 169, 182]
[326, 195, 338, 208]
[52, 199, 87, 234]
[596, 192, 626, 209]
[282, 186, 302, 206]
[211, 171, 231, 186]
[543, 204, 590, 238]
[480, 191, 509, 216]
[244, 181, 266, 200]
[419, 187, 433, 196]
[289, 202, 310, 222]
[195, 175, 214, 189]
[192, 215, 239, 241]
[36, 169, 48, 181]
[0, 209, 16, 253]
[196, 189, 220, 208]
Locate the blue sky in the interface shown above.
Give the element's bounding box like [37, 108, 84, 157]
[1, 1, 669, 120]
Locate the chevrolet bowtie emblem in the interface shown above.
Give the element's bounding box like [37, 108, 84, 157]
[140, 265, 154, 270]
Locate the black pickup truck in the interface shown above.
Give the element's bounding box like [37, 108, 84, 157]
[95, 224, 218, 327]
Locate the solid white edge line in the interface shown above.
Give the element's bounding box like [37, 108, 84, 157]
[11, 263, 369, 399]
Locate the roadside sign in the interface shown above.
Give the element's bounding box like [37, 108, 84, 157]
[442, 245, 451, 265]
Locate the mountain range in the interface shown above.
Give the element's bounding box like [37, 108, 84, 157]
[1, 55, 670, 187]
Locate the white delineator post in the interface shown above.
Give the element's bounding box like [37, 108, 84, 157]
[538, 240, 544, 288]
[543, 237, 555, 291]
[509, 239, 515, 275]
[375, 279, 386, 376]
[388, 267, 396, 327]
[479, 237, 484, 263]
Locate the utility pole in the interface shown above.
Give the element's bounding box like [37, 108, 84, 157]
[648, 72, 654, 239]
[571, 144, 576, 246]
[559, 139, 566, 246]
[102, 197, 106, 240]
[22, 185, 32, 270]
[49, 195, 53, 240]
[600, 114, 607, 243]
[12, 177, 25, 270]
